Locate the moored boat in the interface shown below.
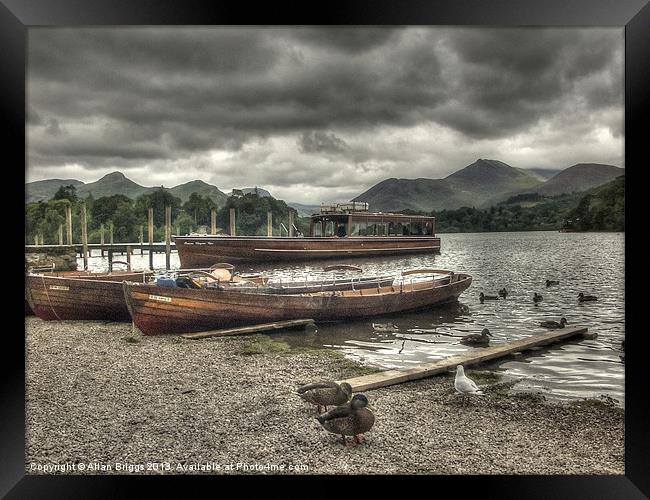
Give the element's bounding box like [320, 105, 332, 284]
[124, 269, 472, 335]
[175, 203, 441, 267]
[26, 270, 153, 321]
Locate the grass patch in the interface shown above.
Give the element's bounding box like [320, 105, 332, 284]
[317, 349, 384, 377]
[239, 335, 292, 355]
[465, 370, 502, 384]
[123, 336, 140, 344]
[569, 395, 623, 413]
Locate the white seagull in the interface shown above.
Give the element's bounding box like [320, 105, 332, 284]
[454, 365, 484, 397]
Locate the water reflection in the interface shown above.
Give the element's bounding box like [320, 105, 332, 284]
[81, 231, 624, 406]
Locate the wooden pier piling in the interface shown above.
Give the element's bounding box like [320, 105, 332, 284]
[339, 326, 590, 392]
[81, 203, 89, 270]
[165, 205, 171, 270]
[148, 207, 154, 270]
[229, 208, 236, 236]
[65, 204, 72, 245]
[288, 210, 294, 237]
[100, 224, 105, 257]
[139, 225, 144, 255]
[126, 245, 131, 269]
[267, 211, 273, 237]
[211, 208, 216, 235]
[58, 224, 63, 246]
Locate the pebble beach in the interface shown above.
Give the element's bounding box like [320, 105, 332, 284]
[25, 317, 624, 475]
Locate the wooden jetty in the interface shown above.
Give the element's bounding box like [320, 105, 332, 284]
[180, 319, 316, 339]
[340, 326, 589, 391]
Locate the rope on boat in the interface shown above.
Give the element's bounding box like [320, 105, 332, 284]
[41, 274, 62, 321]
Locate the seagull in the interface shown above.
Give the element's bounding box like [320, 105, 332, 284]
[533, 293, 543, 304]
[546, 280, 560, 287]
[460, 328, 492, 346]
[578, 293, 598, 302]
[540, 317, 567, 329]
[454, 365, 484, 399]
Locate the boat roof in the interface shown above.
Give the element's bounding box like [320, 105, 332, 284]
[310, 211, 435, 221]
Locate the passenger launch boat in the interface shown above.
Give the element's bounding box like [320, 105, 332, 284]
[175, 202, 441, 267]
[124, 269, 472, 335]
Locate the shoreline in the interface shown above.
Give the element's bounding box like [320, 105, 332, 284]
[25, 317, 624, 475]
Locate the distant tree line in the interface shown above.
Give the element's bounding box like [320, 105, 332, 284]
[399, 176, 624, 233]
[25, 185, 303, 244]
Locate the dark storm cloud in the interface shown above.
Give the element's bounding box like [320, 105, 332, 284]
[298, 131, 348, 154]
[27, 26, 623, 196]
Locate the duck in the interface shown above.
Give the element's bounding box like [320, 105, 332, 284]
[316, 394, 375, 446]
[460, 328, 492, 346]
[498, 288, 508, 299]
[546, 280, 560, 287]
[297, 381, 353, 414]
[540, 317, 567, 329]
[533, 293, 543, 304]
[578, 293, 598, 302]
[479, 292, 499, 303]
[454, 365, 484, 398]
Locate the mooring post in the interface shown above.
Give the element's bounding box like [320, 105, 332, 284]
[148, 207, 154, 270]
[229, 208, 236, 236]
[211, 208, 217, 235]
[165, 205, 171, 270]
[108, 248, 113, 272]
[109, 222, 114, 254]
[58, 224, 63, 246]
[100, 223, 105, 257]
[65, 204, 73, 245]
[81, 203, 89, 270]
[139, 225, 144, 255]
[126, 245, 132, 270]
[288, 210, 294, 237]
[34, 234, 38, 246]
[267, 211, 273, 237]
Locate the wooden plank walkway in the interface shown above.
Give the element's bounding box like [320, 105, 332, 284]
[180, 319, 316, 340]
[340, 326, 589, 392]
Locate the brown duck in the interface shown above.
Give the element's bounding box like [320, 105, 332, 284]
[317, 394, 375, 446]
[297, 381, 352, 414]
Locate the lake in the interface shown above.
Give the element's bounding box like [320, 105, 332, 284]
[83, 231, 625, 406]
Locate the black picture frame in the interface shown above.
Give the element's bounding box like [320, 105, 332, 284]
[3, 0, 647, 497]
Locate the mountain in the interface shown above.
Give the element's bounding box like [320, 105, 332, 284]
[526, 168, 563, 181]
[533, 163, 624, 196]
[25, 178, 84, 203]
[25, 171, 229, 207]
[168, 180, 228, 205]
[76, 172, 152, 200]
[287, 202, 322, 217]
[352, 159, 543, 212]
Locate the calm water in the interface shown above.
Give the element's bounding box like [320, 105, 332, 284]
[82, 231, 625, 406]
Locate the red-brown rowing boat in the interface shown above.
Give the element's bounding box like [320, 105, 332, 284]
[124, 270, 472, 335]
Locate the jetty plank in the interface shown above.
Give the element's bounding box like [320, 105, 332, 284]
[180, 319, 316, 339]
[341, 326, 589, 392]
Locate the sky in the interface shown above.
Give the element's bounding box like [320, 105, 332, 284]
[27, 27, 624, 204]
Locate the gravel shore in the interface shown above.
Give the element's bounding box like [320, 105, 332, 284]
[25, 317, 624, 475]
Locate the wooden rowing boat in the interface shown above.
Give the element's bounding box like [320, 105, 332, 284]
[25, 270, 153, 321]
[124, 270, 472, 335]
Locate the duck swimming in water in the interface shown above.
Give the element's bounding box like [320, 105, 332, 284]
[479, 292, 499, 303]
[317, 394, 375, 446]
[546, 280, 560, 287]
[498, 288, 508, 299]
[460, 328, 492, 346]
[540, 317, 567, 329]
[578, 293, 598, 302]
[297, 381, 352, 414]
[533, 293, 543, 304]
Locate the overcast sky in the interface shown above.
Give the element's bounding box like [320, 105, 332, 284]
[27, 27, 624, 203]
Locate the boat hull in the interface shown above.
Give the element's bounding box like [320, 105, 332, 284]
[26, 271, 152, 321]
[174, 235, 441, 267]
[124, 273, 472, 335]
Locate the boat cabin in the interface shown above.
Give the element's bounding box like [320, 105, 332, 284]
[309, 202, 435, 238]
